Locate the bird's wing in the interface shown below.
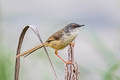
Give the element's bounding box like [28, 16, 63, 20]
[46, 29, 64, 42]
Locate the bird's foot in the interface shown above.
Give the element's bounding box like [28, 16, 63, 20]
[70, 42, 75, 47]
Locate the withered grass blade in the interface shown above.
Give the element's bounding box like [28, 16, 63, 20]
[15, 25, 57, 80]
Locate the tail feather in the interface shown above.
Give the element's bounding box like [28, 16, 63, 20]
[16, 43, 46, 58]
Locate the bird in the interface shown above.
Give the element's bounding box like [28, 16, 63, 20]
[16, 23, 84, 64]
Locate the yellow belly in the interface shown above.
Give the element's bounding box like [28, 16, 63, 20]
[48, 33, 77, 50]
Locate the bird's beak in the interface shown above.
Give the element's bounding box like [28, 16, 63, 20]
[79, 24, 85, 27]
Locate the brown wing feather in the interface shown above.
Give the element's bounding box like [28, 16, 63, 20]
[46, 29, 63, 42]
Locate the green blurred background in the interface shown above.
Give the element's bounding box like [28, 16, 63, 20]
[0, 0, 120, 80]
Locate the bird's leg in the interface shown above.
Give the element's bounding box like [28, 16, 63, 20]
[55, 50, 72, 64]
[70, 42, 75, 47]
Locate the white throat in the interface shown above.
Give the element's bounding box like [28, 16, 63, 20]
[70, 28, 79, 35]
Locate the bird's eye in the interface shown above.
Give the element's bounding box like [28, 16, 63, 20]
[72, 24, 78, 28]
[72, 24, 75, 28]
[72, 24, 75, 26]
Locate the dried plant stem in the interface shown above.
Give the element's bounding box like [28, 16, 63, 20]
[15, 25, 57, 80]
[65, 45, 80, 80]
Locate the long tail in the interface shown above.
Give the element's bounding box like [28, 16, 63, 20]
[16, 43, 46, 58]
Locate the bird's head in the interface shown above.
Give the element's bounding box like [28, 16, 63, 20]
[64, 23, 84, 33]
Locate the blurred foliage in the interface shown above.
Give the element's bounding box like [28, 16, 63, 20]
[89, 31, 120, 80]
[90, 31, 117, 65]
[0, 46, 14, 80]
[104, 63, 120, 80]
